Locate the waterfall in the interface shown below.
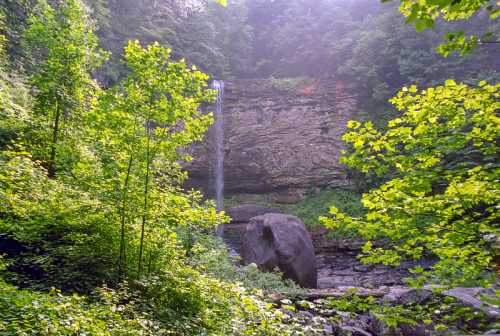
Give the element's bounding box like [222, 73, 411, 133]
[211, 80, 225, 214]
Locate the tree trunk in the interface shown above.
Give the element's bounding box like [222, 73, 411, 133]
[48, 100, 61, 178]
[138, 122, 152, 276]
[118, 153, 134, 278]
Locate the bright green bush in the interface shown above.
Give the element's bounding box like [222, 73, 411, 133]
[279, 189, 364, 229]
[0, 256, 302, 336]
[0, 260, 159, 335]
[322, 81, 499, 287]
[0, 148, 117, 290]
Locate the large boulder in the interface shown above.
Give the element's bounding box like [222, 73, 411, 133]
[241, 213, 317, 288]
[218, 204, 278, 254]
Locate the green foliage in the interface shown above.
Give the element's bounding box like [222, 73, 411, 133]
[0, 256, 300, 335]
[2, 0, 497, 334]
[330, 6, 498, 121]
[326, 289, 377, 314]
[0, 148, 117, 290]
[263, 76, 315, 92]
[225, 189, 363, 230]
[0, 3, 306, 333]
[372, 296, 487, 331]
[0, 66, 31, 150]
[89, 0, 252, 83]
[0, 0, 37, 67]
[280, 189, 364, 230]
[322, 81, 499, 287]
[24, 0, 108, 177]
[0, 10, 5, 61]
[286, 289, 492, 333]
[0, 278, 159, 335]
[0, 150, 292, 332]
[385, 0, 499, 55]
[186, 233, 300, 293]
[89, 40, 219, 277]
[0, 7, 32, 149]
[237, 0, 498, 125]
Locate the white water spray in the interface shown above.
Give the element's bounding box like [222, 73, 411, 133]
[212, 80, 225, 214]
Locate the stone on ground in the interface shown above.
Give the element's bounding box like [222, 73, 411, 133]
[241, 213, 317, 288]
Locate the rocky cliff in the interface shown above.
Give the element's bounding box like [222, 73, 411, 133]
[185, 78, 357, 196]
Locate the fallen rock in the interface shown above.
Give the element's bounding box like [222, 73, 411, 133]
[241, 213, 317, 288]
[338, 325, 373, 336]
[383, 287, 433, 305]
[220, 204, 279, 254]
[442, 287, 500, 318]
[299, 287, 388, 300]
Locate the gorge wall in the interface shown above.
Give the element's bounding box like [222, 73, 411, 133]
[185, 78, 358, 196]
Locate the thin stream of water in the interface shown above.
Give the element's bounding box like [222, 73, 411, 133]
[212, 80, 225, 235]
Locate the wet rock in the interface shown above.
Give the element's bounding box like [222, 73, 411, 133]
[339, 314, 373, 336]
[369, 312, 392, 336]
[241, 213, 317, 288]
[354, 264, 375, 272]
[298, 311, 315, 320]
[323, 323, 334, 334]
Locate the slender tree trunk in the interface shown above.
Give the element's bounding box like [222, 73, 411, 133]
[48, 100, 61, 178]
[118, 153, 134, 278]
[147, 250, 152, 275]
[138, 121, 152, 276]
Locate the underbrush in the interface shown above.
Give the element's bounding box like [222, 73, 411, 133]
[0, 152, 297, 335]
[186, 233, 301, 294]
[277, 289, 497, 335]
[0, 252, 299, 335]
[0, 278, 158, 335]
[276, 189, 364, 229]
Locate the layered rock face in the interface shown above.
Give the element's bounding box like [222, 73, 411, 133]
[185, 78, 357, 195]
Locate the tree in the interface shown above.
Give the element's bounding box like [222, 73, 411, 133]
[24, 0, 106, 177]
[91, 40, 216, 276]
[88, 0, 251, 84]
[330, 6, 499, 122]
[0, 7, 32, 150]
[385, 0, 499, 55]
[321, 81, 499, 287]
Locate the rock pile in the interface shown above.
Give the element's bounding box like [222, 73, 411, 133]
[311, 228, 434, 289]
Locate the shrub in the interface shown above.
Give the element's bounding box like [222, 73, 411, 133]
[322, 81, 499, 287]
